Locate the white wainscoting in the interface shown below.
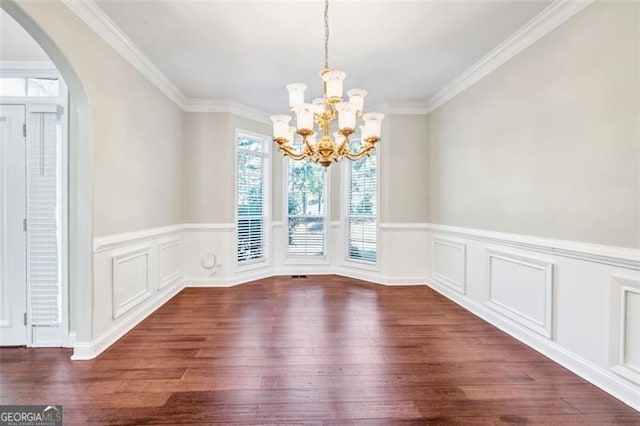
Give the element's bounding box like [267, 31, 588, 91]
[181, 223, 233, 284]
[425, 223, 640, 411]
[270, 220, 423, 284]
[432, 236, 467, 294]
[375, 223, 430, 285]
[485, 249, 554, 339]
[77, 221, 431, 359]
[74, 225, 185, 360]
[78, 221, 640, 412]
[158, 239, 181, 290]
[111, 246, 152, 319]
[611, 274, 640, 385]
[183, 222, 271, 287]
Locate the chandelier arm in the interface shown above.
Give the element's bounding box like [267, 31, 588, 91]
[304, 137, 316, 154]
[345, 144, 375, 161]
[279, 145, 310, 161]
[337, 138, 348, 157]
[345, 151, 371, 161]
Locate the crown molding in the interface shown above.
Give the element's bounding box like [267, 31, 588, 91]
[62, 0, 186, 107]
[228, 100, 271, 125]
[62, 0, 274, 124]
[183, 99, 271, 125]
[182, 98, 230, 113]
[62, 0, 592, 122]
[373, 101, 431, 115]
[424, 0, 594, 114]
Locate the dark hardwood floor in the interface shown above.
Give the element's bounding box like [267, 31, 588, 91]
[1, 275, 639, 424]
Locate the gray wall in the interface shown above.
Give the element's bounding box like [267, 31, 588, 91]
[184, 112, 271, 223]
[183, 112, 231, 223]
[380, 114, 430, 223]
[15, 0, 637, 250]
[428, 1, 639, 248]
[15, 1, 185, 237]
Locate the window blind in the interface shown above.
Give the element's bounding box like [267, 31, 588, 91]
[27, 111, 61, 326]
[287, 159, 326, 257]
[347, 151, 377, 263]
[236, 135, 267, 263]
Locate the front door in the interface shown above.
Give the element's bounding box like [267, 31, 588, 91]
[0, 105, 27, 346]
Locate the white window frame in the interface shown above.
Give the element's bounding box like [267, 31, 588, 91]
[234, 129, 271, 272]
[283, 157, 330, 265]
[0, 62, 66, 103]
[342, 146, 379, 271]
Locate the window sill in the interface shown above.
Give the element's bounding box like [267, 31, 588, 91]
[341, 259, 379, 272]
[283, 255, 330, 266]
[235, 258, 271, 273]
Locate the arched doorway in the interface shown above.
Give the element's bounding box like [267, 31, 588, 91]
[1, 1, 93, 353]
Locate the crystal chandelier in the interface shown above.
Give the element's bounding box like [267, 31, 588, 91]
[270, 0, 385, 168]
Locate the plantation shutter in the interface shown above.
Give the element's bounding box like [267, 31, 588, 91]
[287, 159, 326, 257]
[236, 136, 267, 263]
[27, 110, 61, 326]
[347, 152, 377, 263]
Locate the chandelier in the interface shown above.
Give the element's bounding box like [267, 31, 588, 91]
[270, 0, 385, 168]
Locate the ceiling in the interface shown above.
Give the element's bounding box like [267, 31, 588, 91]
[93, 1, 552, 113]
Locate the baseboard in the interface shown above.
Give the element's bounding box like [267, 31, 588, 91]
[336, 267, 426, 286]
[183, 268, 274, 288]
[381, 276, 428, 285]
[425, 278, 640, 412]
[71, 281, 184, 360]
[183, 269, 427, 288]
[65, 331, 76, 348]
[183, 277, 236, 287]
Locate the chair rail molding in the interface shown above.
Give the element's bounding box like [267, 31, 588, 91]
[93, 224, 184, 253]
[182, 223, 235, 232]
[426, 223, 640, 271]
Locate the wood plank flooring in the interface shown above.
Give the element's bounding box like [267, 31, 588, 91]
[1, 275, 639, 424]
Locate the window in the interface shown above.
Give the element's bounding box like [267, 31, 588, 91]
[0, 77, 60, 97]
[236, 132, 269, 264]
[286, 158, 327, 257]
[346, 141, 377, 263]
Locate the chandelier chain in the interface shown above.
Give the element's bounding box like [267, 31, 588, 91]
[324, 0, 329, 69]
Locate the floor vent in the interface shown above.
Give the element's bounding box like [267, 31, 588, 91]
[291, 275, 308, 279]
